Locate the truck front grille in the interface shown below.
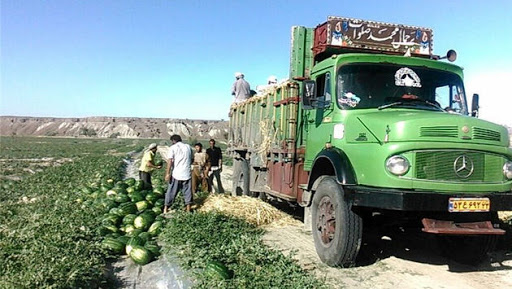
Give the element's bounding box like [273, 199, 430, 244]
[414, 150, 506, 183]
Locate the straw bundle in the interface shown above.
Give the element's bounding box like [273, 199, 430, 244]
[256, 119, 277, 162]
[198, 194, 301, 227]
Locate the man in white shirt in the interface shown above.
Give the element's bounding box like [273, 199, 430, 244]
[164, 134, 193, 213]
[231, 72, 251, 103]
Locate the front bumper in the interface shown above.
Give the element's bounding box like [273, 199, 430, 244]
[348, 185, 512, 211]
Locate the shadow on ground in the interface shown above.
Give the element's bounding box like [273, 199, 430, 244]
[264, 197, 512, 273]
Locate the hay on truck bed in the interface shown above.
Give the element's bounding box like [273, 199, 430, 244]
[198, 194, 301, 227]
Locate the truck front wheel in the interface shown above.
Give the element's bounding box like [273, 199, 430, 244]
[311, 177, 362, 267]
[232, 159, 250, 197]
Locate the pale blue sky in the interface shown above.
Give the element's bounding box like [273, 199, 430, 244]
[1, 1, 511, 126]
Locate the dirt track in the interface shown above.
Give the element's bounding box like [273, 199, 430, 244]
[262, 215, 512, 289]
[223, 164, 512, 289]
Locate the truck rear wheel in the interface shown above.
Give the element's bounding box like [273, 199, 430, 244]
[232, 159, 250, 197]
[311, 177, 362, 267]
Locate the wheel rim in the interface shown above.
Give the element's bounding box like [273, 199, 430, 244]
[316, 196, 336, 246]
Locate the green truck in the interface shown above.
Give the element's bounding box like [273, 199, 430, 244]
[228, 16, 512, 266]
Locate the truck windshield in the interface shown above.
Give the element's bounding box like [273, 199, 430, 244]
[336, 64, 468, 115]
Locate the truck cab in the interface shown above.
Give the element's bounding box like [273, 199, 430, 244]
[228, 16, 512, 267]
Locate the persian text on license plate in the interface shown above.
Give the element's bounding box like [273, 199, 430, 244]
[448, 198, 490, 212]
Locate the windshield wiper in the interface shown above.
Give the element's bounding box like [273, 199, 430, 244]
[378, 102, 402, 110]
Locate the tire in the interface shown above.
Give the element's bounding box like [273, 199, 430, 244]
[311, 176, 362, 267]
[232, 159, 250, 197]
[438, 234, 498, 265]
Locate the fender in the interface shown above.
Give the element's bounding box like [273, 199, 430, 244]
[307, 147, 357, 191]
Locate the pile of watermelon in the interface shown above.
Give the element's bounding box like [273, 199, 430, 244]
[80, 177, 166, 265]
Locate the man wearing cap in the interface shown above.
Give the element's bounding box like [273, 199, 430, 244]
[231, 72, 251, 103]
[139, 143, 162, 190]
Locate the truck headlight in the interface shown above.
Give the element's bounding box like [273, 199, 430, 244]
[386, 155, 410, 176]
[504, 161, 512, 179]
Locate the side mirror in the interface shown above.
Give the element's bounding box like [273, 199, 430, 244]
[302, 80, 316, 109]
[471, 93, 479, 117]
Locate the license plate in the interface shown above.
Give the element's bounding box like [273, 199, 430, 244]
[448, 198, 490, 212]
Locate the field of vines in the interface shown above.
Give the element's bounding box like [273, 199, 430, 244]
[0, 136, 322, 289]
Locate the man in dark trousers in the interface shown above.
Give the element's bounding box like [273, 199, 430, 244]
[164, 134, 193, 213]
[206, 139, 225, 194]
[138, 143, 162, 190]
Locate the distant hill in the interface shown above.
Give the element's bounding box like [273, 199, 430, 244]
[0, 116, 229, 140]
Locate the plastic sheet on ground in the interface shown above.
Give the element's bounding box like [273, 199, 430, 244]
[111, 255, 192, 289]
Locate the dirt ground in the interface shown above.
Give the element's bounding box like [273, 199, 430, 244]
[262, 221, 512, 289]
[227, 164, 512, 289]
[114, 159, 512, 289]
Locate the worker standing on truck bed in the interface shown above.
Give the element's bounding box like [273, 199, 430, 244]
[231, 72, 251, 103]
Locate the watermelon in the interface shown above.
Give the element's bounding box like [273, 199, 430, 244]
[103, 214, 122, 225]
[138, 232, 152, 243]
[126, 186, 136, 194]
[124, 224, 136, 234]
[205, 261, 232, 279]
[144, 241, 161, 257]
[101, 199, 117, 211]
[122, 214, 137, 225]
[152, 187, 164, 196]
[154, 199, 164, 208]
[102, 238, 125, 255]
[114, 185, 127, 194]
[155, 215, 165, 222]
[148, 221, 162, 236]
[129, 246, 153, 265]
[145, 193, 159, 204]
[125, 236, 144, 255]
[134, 180, 144, 191]
[152, 178, 162, 186]
[100, 185, 111, 192]
[109, 207, 124, 217]
[127, 228, 143, 237]
[117, 235, 131, 245]
[130, 192, 144, 202]
[134, 214, 153, 230]
[141, 210, 156, 220]
[124, 178, 136, 186]
[118, 203, 137, 216]
[115, 193, 130, 203]
[152, 206, 162, 215]
[99, 224, 118, 236]
[135, 201, 149, 212]
[139, 190, 150, 198]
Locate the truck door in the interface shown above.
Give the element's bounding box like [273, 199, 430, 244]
[304, 71, 335, 167]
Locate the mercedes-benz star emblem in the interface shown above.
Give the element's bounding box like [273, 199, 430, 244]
[453, 155, 474, 178]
